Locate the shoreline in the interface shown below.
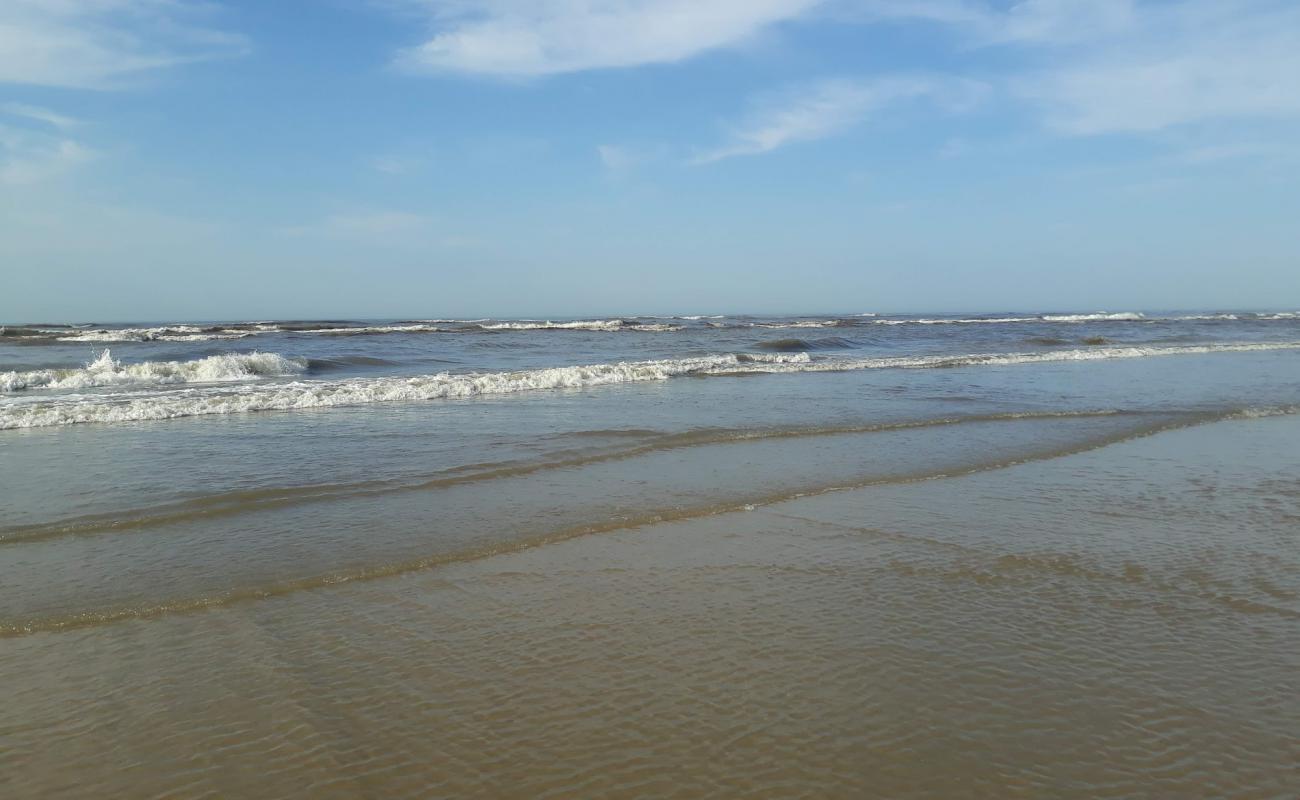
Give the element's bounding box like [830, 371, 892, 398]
[3, 412, 1297, 798]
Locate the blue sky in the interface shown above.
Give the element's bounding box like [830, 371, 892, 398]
[2, 0, 1298, 321]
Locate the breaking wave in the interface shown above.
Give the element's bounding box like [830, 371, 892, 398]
[3, 342, 1297, 429]
[1, 350, 306, 393]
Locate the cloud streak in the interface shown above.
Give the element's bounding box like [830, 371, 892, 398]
[0, 0, 248, 89]
[693, 76, 983, 163]
[395, 0, 819, 77]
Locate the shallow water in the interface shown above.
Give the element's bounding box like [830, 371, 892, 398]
[1, 311, 1298, 797]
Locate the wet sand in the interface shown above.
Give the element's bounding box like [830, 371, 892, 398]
[2, 413, 1298, 798]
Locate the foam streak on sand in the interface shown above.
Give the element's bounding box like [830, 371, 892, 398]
[2, 342, 1298, 429]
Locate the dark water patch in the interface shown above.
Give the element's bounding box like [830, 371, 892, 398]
[306, 356, 401, 372]
[756, 336, 856, 351]
[1083, 337, 1110, 346]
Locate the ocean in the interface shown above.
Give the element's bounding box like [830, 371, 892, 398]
[2, 310, 1298, 797]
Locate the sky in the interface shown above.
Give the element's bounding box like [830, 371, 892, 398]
[1, 0, 1298, 321]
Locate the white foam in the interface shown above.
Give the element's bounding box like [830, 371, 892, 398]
[1, 350, 306, 393]
[1226, 405, 1300, 419]
[4, 343, 1297, 429]
[753, 320, 844, 328]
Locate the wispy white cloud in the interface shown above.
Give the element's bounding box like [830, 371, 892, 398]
[394, 0, 820, 77]
[1016, 3, 1300, 135]
[0, 122, 95, 185]
[0, 102, 81, 129]
[842, 0, 1135, 45]
[693, 76, 984, 163]
[847, 1, 1300, 137]
[0, 0, 248, 89]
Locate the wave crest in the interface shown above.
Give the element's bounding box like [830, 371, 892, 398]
[1, 350, 306, 392]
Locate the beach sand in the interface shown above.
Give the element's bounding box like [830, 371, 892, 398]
[2, 413, 1296, 798]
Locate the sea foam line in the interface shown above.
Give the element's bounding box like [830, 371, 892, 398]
[2, 343, 1298, 429]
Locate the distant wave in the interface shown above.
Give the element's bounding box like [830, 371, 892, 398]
[870, 312, 1146, 326]
[3, 342, 1298, 429]
[294, 324, 449, 335]
[1, 350, 305, 393]
[871, 316, 1037, 325]
[474, 319, 683, 332]
[6, 311, 1295, 344]
[53, 326, 255, 342]
[1040, 312, 1146, 322]
[751, 320, 850, 329]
